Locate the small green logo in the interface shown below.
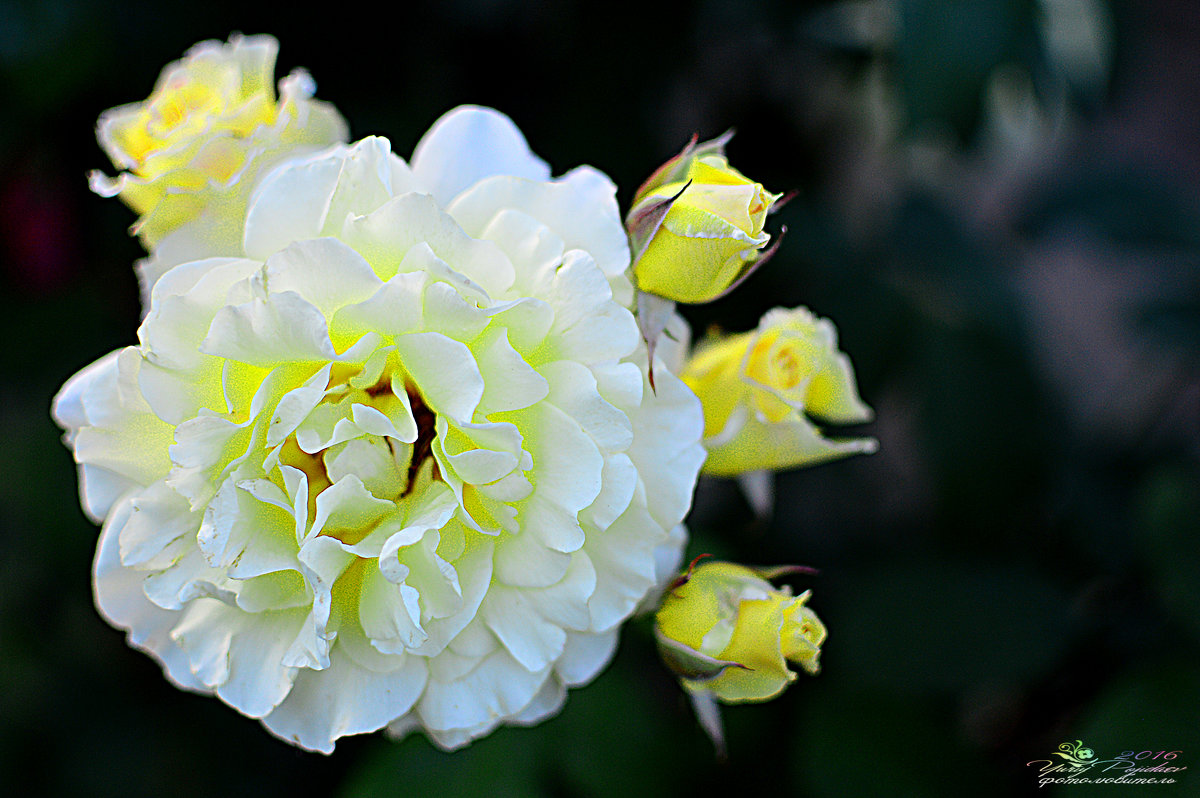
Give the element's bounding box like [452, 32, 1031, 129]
[1052, 740, 1097, 767]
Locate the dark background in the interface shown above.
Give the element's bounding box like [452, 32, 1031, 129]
[2, 0, 1198, 795]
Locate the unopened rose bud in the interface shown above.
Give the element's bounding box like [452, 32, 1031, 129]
[681, 306, 876, 476]
[628, 135, 782, 304]
[655, 560, 825, 703]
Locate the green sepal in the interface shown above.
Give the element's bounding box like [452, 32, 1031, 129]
[687, 689, 727, 761]
[634, 289, 677, 393]
[626, 179, 690, 266]
[632, 129, 735, 206]
[751, 564, 820, 581]
[654, 625, 748, 683]
[701, 224, 786, 304]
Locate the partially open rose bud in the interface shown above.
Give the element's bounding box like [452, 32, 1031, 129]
[655, 560, 825, 703]
[681, 306, 876, 476]
[628, 135, 781, 304]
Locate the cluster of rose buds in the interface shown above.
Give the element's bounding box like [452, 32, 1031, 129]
[628, 133, 874, 751]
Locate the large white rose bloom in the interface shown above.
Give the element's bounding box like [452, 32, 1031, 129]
[55, 107, 705, 752]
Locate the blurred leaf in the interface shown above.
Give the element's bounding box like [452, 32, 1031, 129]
[1137, 297, 1200, 351]
[339, 725, 546, 798]
[1021, 167, 1200, 250]
[828, 560, 1073, 695]
[1134, 465, 1200, 645]
[897, 0, 1039, 140]
[794, 684, 1003, 798]
[1073, 660, 1200, 768]
[884, 192, 1020, 336]
[913, 325, 1051, 533]
[547, 644, 693, 798]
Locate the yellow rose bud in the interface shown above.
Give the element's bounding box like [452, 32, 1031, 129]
[89, 34, 347, 248]
[681, 306, 876, 475]
[655, 561, 826, 703]
[630, 153, 782, 303]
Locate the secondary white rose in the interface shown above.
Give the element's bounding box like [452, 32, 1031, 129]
[88, 34, 347, 301]
[55, 107, 705, 752]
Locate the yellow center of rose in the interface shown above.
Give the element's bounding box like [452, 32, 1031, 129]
[771, 346, 802, 390]
[743, 333, 810, 422]
[117, 74, 277, 175]
[149, 81, 218, 136]
[271, 354, 444, 547]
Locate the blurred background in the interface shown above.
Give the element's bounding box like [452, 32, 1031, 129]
[2, 0, 1198, 795]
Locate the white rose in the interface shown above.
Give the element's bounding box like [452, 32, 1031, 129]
[88, 34, 347, 300]
[55, 107, 705, 752]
